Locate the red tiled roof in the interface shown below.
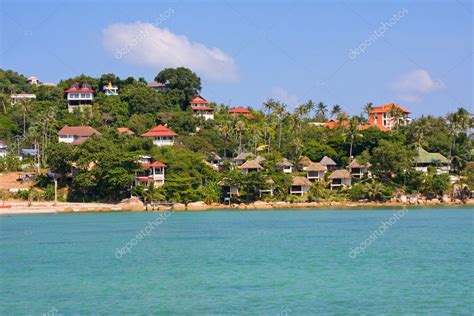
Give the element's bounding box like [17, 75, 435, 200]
[229, 107, 251, 114]
[142, 162, 167, 169]
[191, 105, 214, 111]
[58, 126, 101, 137]
[190, 95, 208, 105]
[135, 177, 151, 182]
[65, 88, 95, 93]
[141, 125, 177, 137]
[370, 103, 410, 114]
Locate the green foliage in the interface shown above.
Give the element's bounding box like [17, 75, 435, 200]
[0, 115, 17, 138]
[155, 67, 201, 109]
[201, 181, 221, 204]
[0, 156, 22, 172]
[45, 142, 74, 176]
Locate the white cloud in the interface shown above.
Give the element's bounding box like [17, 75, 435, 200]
[391, 69, 444, 102]
[102, 22, 238, 82]
[272, 87, 299, 108]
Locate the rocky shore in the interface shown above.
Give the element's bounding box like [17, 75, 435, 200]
[0, 196, 473, 215]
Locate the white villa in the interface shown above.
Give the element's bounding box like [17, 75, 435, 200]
[147, 81, 168, 93]
[10, 93, 36, 105]
[347, 159, 371, 179]
[276, 158, 293, 174]
[141, 125, 177, 147]
[134, 161, 166, 188]
[414, 147, 450, 174]
[190, 95, 214, 120]
[65, 81, 94, 113]
[238, 159, 263, 174]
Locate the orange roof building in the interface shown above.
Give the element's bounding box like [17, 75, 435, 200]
[229, 107, 251, 117]
[368, 103, 411, 131]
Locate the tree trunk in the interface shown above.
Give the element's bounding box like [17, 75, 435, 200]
[54, 178, 58, 206]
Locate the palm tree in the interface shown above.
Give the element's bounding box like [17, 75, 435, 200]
[364, 180, 384, 201]
[362, 102, 373, 121]
[218, 120, 233, 158]
[273, 102, 287, 150]
[330, 104, 342, 118]
[343, 117, 363, 159]
[316, 102, 328, 122]
[388, 104, 404, 130]
[235, 120, 246, 153]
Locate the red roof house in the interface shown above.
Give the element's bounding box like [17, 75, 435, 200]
[65, 80, 94, 113]
[141, 125, 177, 146]
[229, 107, 251, 116]
[190, 95, 214, 120]
[135, 161, 167, 188]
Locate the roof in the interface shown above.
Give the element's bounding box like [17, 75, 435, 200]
[307, 162, 326, 172]
[71, 137, 90, 146]
[229, 107, 251, 114]
[255, 156, 266, 163]
[320, 156, 336, 166]
[415, 147, 449, 164]
[117, 127, 135, 135]
[347, 159, 371, 168]
[147, 81, 167, 88]
[11, 93, 36, 98]
[58, 126, 101, 137]
[142, 125, 177, 137]
[20, 149, 37, 155]
[65, 82, 95, 93]
[190, 95, 208, 105]
[297, 156, 313, 166]
[208, 152, 222, 161]
[235, 152, 254, 160]
[28, 76, 38, 80]
[277, 158, 293, 167]
[329, 169, 351, 179]
[324, 119, 349, 129]
[0, 140, 6, 148]
[370, 103, 410, 114]
[191, 105, 214, 111]
[292, 176, 312, 186]
[238, 160, 263, 170]
[142, 161, 167, 169]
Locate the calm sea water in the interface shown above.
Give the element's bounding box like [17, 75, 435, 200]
[1, 207, 473, 315]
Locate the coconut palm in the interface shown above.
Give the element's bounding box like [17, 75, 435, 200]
[362, 102, 373, 120]
[388, 104, 405, 130]
[343, 117, 363, 159]
[330, 104, 342, 118]
[364, 180, 384, 201]
[235, 120, 246, 153]
[315, 102, 328, 122]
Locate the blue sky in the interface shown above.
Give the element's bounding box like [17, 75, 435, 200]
[1, 0, 472, 117]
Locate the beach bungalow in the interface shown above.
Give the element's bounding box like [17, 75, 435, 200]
[10, 93, 36, 105]
[219, 179, 240, 203]
[368, 103, 411, 131]
[259, 178, 275, 197]
[296, 156, 313, 172]
[229, 107, 251, 117]
[238, 159, 263, 174]
[276, 158, 293, 174]
[58, 126, 101, 145]
[290, 176, 312, 196]
[235, 152, 254, 166]
[320, 156, 337, 171]
[190, 96, 214, 120]
[329, 169, 352, 190]
[103, 82, 118, 96]
[134, 161, 166, 188]
[117, 127, 135, 136]
[147, 81, 168, 92]
[306, 162, 327, 182]
[414, 147, 450, 174]
[0, 140, 8, 157]
[347, 159, 371, 179]
[65, 80, 94, 113]
[141, 125, 177, 147]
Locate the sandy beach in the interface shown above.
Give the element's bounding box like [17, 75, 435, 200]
[0, 198, 472, 215]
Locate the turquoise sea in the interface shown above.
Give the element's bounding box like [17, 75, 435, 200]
[1, 207, 473, 315]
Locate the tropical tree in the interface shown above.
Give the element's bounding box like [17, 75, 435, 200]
[330, 104, 342, 118]
[315, 102, 328, 122]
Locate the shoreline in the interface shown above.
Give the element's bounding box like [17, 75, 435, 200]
[0, 199, 472, 215]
